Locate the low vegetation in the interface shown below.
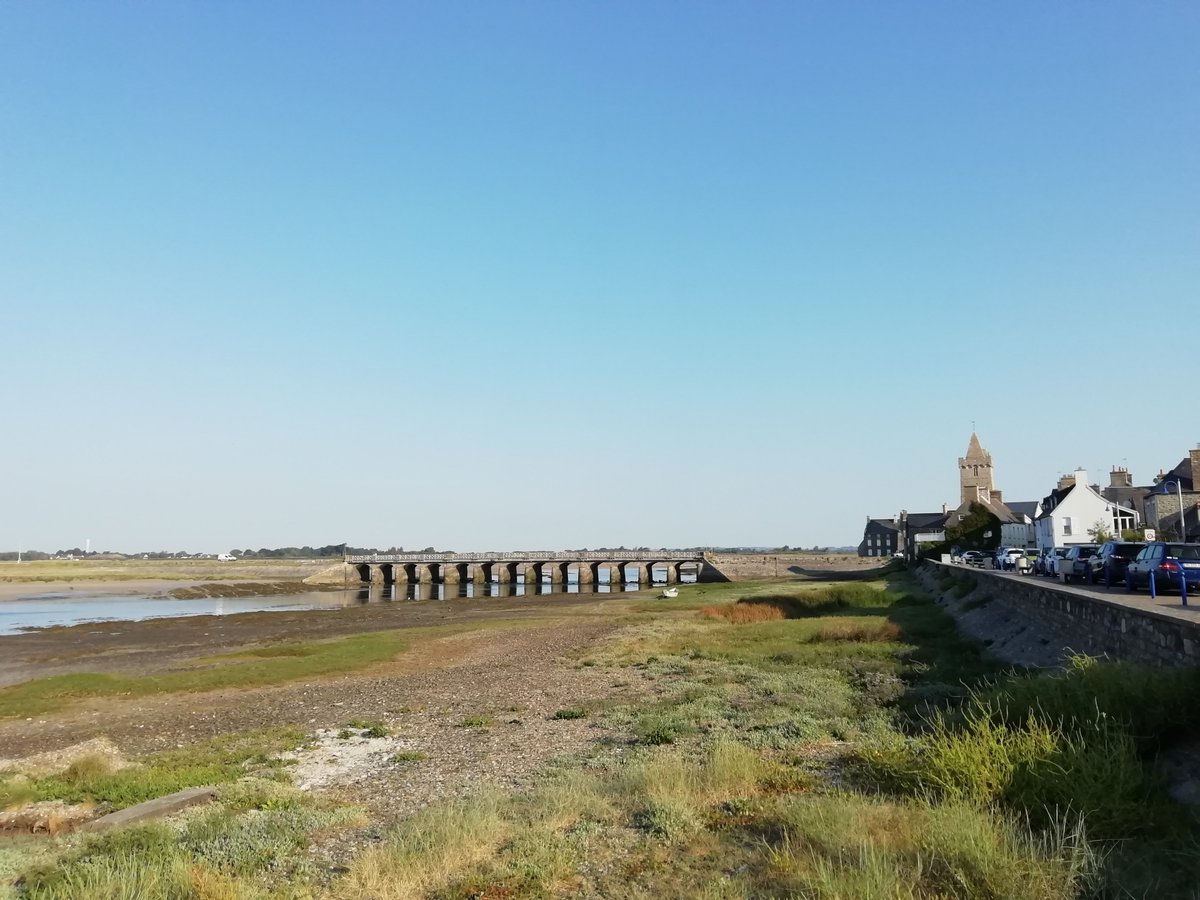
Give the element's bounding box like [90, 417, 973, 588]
[1, 729, 304, 811]
[16, 781, 364, 899]
[0, 624, 485, 719]
[8, 572, 1200, 897]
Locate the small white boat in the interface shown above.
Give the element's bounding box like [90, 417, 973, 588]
[659, 587, 679, 599]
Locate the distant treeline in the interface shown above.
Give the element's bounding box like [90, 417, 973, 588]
[0, 544, 847, 563]
[0, 545, 382, 562]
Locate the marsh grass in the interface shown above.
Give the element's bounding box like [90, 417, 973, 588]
[0, 625, 476, 719]
[975, 654, 1200, 747]
[760, 793, 1098, 900]
[20, 728, 304, 809]
[16, 569, 1195, 898]
[18, 784, 363, 900]
[334, 574, 1200, 897]
[334, 793, 511, 899]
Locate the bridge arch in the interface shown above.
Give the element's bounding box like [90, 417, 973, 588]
[622, 561, 648, 585]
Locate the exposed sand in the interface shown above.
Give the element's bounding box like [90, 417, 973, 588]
[0, 580, 197, 602]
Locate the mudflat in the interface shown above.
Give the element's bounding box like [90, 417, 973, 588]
[0, 589, 629, 758]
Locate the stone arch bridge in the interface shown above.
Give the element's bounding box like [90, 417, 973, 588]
[345, 550, 706, 587]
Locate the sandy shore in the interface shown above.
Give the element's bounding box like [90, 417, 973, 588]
[0, 579, 195, 602]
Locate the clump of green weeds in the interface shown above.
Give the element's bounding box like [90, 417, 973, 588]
[18, 728, 304, 810]
[18, 785, 362, 898]
[348, 719, 391, 738]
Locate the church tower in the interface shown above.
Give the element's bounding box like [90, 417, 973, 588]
[959, 432, 995, 505]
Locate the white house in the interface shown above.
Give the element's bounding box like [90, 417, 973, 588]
[1035, 469, 1139, 552]
[1001, 500, 1041, 549]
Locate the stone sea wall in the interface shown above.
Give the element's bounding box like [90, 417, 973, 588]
[921, 561, 1200, 668]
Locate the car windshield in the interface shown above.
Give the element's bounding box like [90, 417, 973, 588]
[1166, 545, 1200, 560]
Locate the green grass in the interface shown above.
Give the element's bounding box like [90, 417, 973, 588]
[13, 568, 1200, 898]
[552, 708, 588, 720]
[0, 625, 470, 719]
[348, 719, 391, 738]
[17, 781, 363, 899]
[4, 728, 305, 810]
[317, 576, 1200, 896]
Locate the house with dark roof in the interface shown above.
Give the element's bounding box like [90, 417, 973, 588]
[1035, 469, 1139, 551]
[858, 517, 901, 557]
[1142, 448, 1200, 540]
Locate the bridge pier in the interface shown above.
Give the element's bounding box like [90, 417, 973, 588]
[489, 562, 515, 583]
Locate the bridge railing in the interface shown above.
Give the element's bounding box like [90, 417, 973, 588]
[345, 551, 704, 564]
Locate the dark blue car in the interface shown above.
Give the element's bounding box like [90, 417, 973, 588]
[1124, 542, 1200, 594]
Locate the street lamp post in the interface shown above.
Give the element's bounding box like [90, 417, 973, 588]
[1158, 479, 1186, 540]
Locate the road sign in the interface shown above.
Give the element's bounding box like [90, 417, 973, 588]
[1144, 529, 1156, 541]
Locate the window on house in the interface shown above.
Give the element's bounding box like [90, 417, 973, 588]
[1063, 517, 1072, 536]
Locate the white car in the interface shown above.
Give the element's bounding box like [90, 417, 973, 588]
[1041, 547, 1070, 577]
[995, 547, 1025, 570]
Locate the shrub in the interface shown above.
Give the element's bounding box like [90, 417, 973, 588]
[634, 714, 689, 746]
[552, 708, 588, 720]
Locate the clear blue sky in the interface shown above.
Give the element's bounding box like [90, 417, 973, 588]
[2, 2, 1197, 553]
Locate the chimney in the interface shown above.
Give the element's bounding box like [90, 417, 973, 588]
[1057, 473, 1074, 491]
[1190, 446, 1200, 488]
[990, 489, 1003, 504]
[1110, 466, 1132, 488]
[942, 502, 948, 514]
[1073, 468, 1088, 487]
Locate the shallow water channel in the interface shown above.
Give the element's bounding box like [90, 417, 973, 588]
[0, 577, 693, 635]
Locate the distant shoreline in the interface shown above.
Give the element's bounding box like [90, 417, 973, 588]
[0, 579, 194, 602]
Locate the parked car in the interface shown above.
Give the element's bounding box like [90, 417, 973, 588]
[1086, 541, 1145, 586]
[995, 547, 1026, 571]
[961, 550, 986, 567]
[1124, 543, 1200, 594]
[1041, 547, 1071, 577]
[1061, 545, 1100, 583]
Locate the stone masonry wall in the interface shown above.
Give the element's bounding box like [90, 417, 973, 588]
[703, 553, 884, 582]
[923, 561, 1200, 667]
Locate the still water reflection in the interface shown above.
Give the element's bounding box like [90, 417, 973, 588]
[0, 577, 695, 635]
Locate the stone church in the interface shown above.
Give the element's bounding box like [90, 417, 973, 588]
[858, 432, 1026, 557]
